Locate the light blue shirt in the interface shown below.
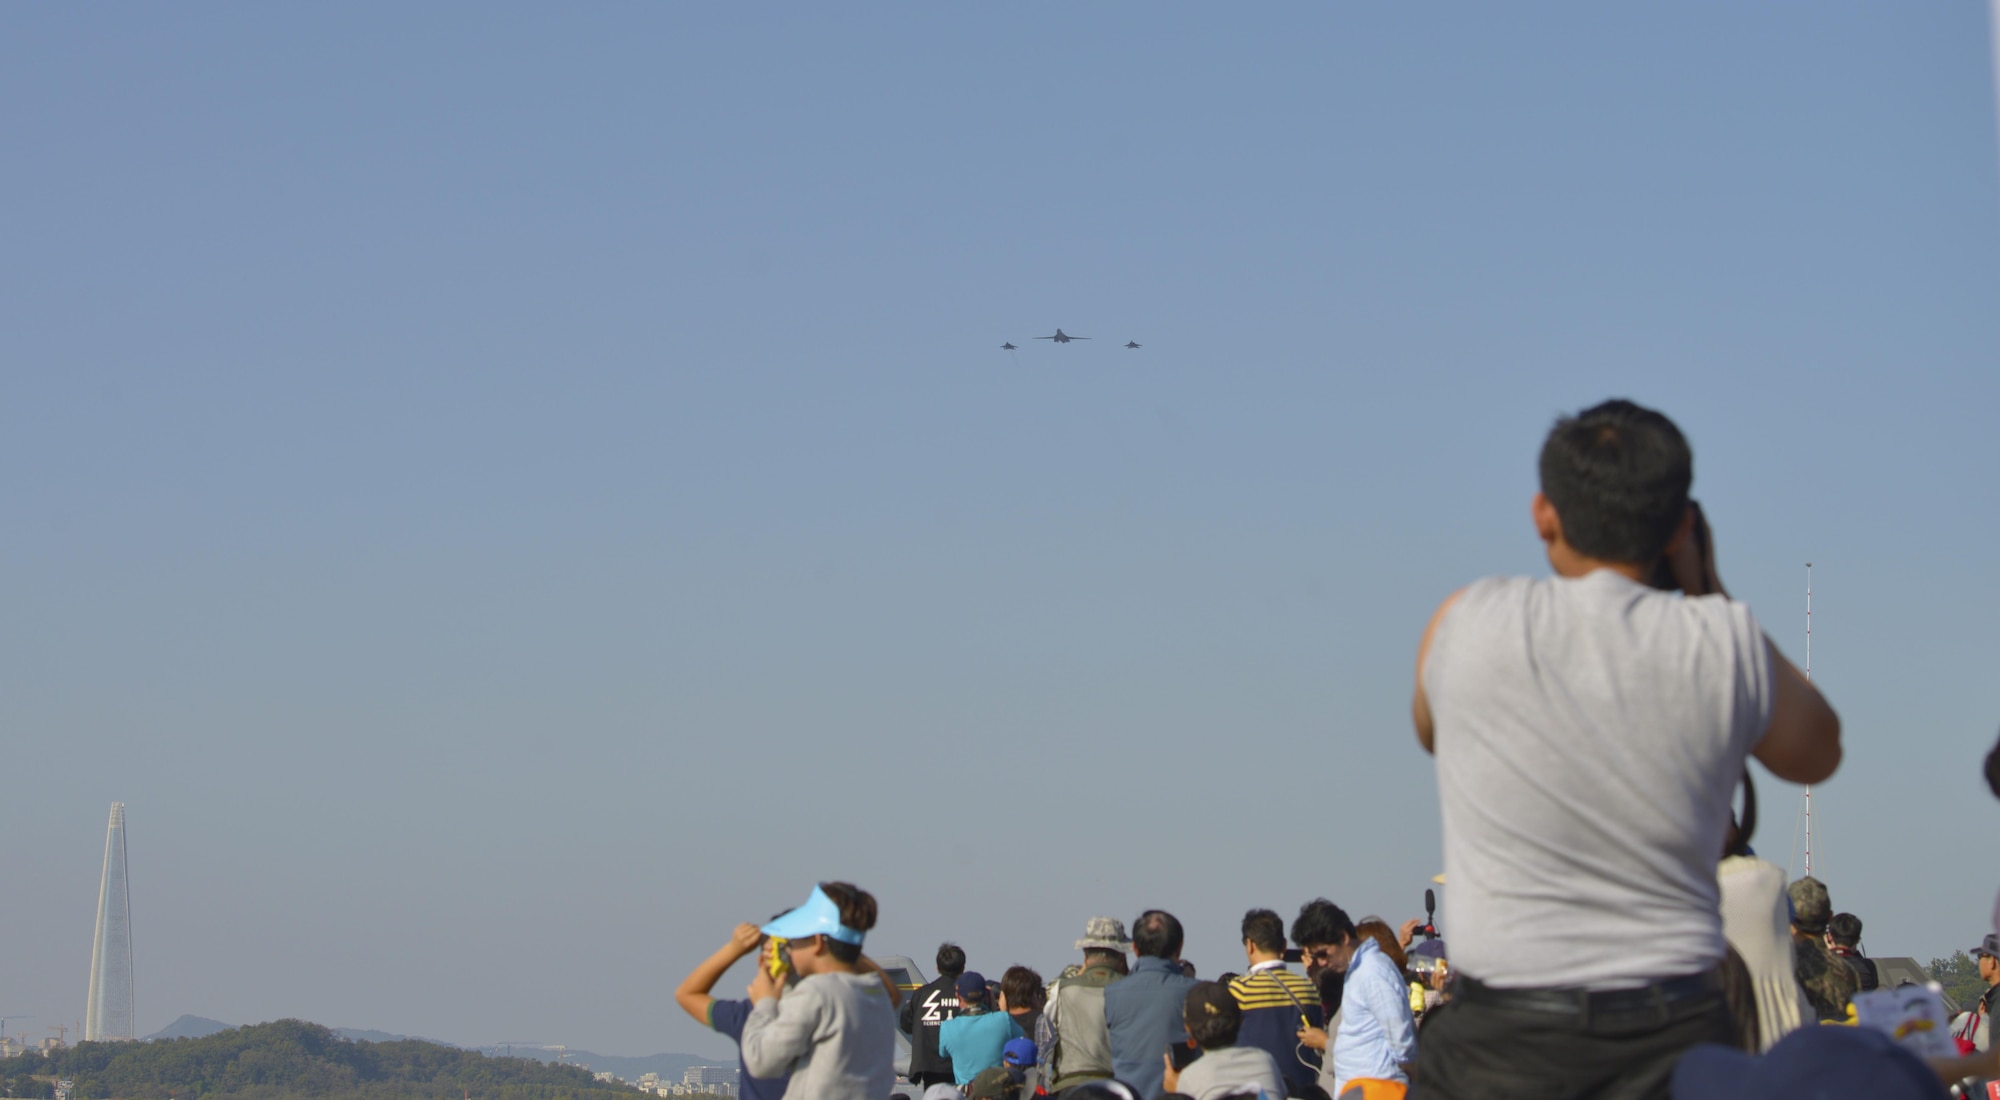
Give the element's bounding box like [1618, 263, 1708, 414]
[1331, 938, 1417, 1095]
[937, 1009, 1024, 1087]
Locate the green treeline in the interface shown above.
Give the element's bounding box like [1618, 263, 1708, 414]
[0, 1019, 649, 1100]
[1930, 951, 1988, 1014]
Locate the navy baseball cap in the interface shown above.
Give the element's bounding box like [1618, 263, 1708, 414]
[1003, 1038, 1038, 1066]
[1673, 1024, 1947, 1100]
[956, 971, 989, 1000]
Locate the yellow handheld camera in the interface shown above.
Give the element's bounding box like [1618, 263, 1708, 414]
[764, 937, 792, 981]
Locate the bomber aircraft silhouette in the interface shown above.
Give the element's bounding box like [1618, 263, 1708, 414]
[1124, 341, 1141, 349]
[1036, 329, 1090, 343]
[1000, 342, 1018, 350]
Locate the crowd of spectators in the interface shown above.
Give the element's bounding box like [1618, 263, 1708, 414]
[672, 401, 1999, 1100]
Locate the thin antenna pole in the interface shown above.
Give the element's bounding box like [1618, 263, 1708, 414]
[1804, 562, 1813, 878]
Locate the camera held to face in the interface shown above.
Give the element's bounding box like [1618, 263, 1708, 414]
[764, 937, 793, 981]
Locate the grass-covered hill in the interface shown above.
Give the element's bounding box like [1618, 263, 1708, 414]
[0, 1019, 650, 1100]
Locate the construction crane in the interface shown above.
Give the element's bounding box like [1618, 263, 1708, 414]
[0, 1016, 30, 1041]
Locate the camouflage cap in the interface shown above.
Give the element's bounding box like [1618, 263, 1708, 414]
[1074, 915, 1133, 951]
[967, 1067, 1020, 1100]
[1789, 875, 1832, 933]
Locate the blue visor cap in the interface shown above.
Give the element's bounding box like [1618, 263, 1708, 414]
[761, 885, 866, 946]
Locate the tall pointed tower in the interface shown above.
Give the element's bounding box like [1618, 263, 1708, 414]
[84, 802, 135, 1041]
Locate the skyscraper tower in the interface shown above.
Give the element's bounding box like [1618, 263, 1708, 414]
[84, 802, 135, 1041]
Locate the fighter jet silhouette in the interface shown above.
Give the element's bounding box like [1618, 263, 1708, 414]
[1124, 341, 1142, 349]
[1000, 342, 1018, 351]
[1035, 329, 1090, 343]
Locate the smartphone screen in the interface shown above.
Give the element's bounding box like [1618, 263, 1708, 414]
[1168, 1043, 1203, 1072]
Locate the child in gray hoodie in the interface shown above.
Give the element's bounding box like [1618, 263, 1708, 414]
[741, 882, 897, 1100]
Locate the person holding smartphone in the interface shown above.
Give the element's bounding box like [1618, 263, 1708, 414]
[1226, 909, 1324, 1097]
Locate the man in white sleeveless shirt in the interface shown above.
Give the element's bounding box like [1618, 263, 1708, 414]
[1407, 399, 1841, 1100]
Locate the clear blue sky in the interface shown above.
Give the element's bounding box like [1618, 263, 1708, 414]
[4, 3, 1997, 1060]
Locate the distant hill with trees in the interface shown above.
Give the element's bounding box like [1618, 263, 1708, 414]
[1930, 951, 1989, 1014]
[132, 1019, 718, 1085]
[0, 1019, 651, 1100]
[142, 1018, 235, 1043]
[139, 1017, 457, 1051]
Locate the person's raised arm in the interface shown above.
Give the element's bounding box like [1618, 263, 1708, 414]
[674, 923, 764, 1026]
[1412, 590, 1465, 754]
[1660, 505, 1839, 783]
[1751, 639, 1841, 785]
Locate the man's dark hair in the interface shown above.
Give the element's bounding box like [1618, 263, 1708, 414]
[1001, 965, 1045, 1012]
[817, 881, 876, 964]
[1828, 912, 1863, 948]
[937, 943, 967, 979]
[1240, 909, 1286, 955]
[1133, 910, 1184, 960]
[1182, 981, 1242, 1050]
[1290, 898, 1357, 949]
[1538, 399, 1693, 564]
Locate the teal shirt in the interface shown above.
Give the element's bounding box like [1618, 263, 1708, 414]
[937, 1010, 1025, 1086]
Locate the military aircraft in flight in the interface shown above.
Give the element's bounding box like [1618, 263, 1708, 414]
[1124, 341, 1142, 349]
[1000, 342, 1018, 351]
[1036, 329, 1089, 343]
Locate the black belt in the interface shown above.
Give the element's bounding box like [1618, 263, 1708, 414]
[1454, 969, 1723, 1024]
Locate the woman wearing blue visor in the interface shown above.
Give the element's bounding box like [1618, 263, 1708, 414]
[741, 882, 897, 1100]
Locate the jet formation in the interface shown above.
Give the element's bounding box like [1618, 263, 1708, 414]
[998, 329, 1143, 350]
